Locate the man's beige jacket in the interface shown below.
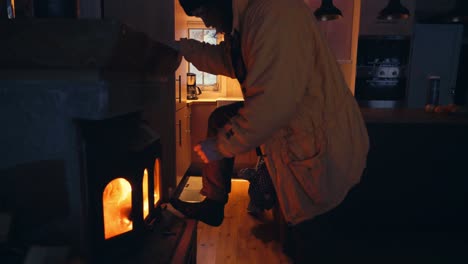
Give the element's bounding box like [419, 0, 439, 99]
[180, 0, 369, 225]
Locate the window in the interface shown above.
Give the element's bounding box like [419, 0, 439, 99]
[188, 28, 220, 91]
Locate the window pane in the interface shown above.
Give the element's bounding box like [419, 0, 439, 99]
[203, 72, 217, 85]
[204, 29, 217, 44]
[189, 29, 203, 41]
[188, 28, 218, 91]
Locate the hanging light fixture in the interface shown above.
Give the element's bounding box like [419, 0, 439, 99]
[377, 0, 410, 21]
[445, 0, 468, 23]
[314, 0, 343, 21]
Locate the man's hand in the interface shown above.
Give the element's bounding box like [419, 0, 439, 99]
[193, 137, 224, 163]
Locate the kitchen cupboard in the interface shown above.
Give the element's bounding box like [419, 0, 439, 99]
[189, 102, 217, 172]
[175, 74, 186, 111]
[175, 104, 192, 185]
[406, 24, 464, 108]
[304, 0, 361, 92]
[174, 0, 195, 107]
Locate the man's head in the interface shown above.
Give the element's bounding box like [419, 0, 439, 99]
[179, 0, 233, 34]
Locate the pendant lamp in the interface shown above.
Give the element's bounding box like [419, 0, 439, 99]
[446, 0, 468, 23]
[314, 0, 343, 21]
[377, 0, 410, 21]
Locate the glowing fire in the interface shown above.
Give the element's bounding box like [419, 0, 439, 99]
[154, 158, 161, 205]
[102, 158, 161, 239]
[103, 178, 133, 239]
[143, 169, 149, 219]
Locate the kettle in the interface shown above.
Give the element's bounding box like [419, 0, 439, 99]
[186, 73, 202, 100]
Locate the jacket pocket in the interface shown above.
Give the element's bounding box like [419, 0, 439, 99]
[287, 149, 327, 204]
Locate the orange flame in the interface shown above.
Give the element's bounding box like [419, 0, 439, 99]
[102, 178, 133, 239]
[143, 169, 149, 219]
[102, 157, 161, 239]
[154, 158, 161, 206]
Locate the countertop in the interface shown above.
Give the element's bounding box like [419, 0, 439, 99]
[186, 97, 244, 105]
[360, 108, 468, 125]
[186, 98, 468, 125]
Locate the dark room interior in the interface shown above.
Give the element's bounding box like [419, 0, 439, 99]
[1, 0, 468, 263]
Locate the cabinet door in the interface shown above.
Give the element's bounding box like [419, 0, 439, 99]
[407, 24, 463, 108]
[182, 105, 191, 177]
[175, 74, 186, 111]
[190, 103, 217, 167]
[176, 105, 192, 185]
[174, 0, 189, 111]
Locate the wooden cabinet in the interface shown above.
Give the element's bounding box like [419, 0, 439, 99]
[175, 74, 186, 111]
[176, 105, 191, 185]
[174, 0, 192, 111]
[406, 24, 464, 108]
[189, 102, 217, 169]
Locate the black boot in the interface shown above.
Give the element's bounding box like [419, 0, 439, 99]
[166, 198, 225, 227]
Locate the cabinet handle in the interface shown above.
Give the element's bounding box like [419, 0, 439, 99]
[178, 120, 182, 146]
[175, 75, 181, 103]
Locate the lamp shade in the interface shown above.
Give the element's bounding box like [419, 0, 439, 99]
[377, 0, 410, 21]
[446, 0, 468, 23]
[314, 0, 343, 21]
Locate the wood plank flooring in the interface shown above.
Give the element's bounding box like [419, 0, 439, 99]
[196, 179, 292, 264]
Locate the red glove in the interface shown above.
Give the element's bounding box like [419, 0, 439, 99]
[193, 137, 224, 163]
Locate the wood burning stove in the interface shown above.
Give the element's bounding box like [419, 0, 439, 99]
[78, 113, 163, 260]
[0, 19, 196, 263]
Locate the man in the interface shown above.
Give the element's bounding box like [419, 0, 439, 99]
[166, 0, 369, 240]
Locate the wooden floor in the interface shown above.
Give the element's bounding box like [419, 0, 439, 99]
[196, 179, 292, 264]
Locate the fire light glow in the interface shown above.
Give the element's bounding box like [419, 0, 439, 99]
[143, 169, 149, 219]
[102, 178, 133, 239]
[154, 158, 161, 206]
[102, 158, 161, 239]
